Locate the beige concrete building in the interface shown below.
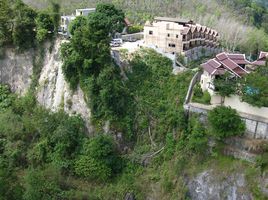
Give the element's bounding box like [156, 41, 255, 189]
[144, 17, 220, 60]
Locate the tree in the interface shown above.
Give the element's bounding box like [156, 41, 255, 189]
[68, 16, 87, 36]
[0, 0, 13, 46]
[96, 3, 125, 33]
[23, 165, 63, 200]
[36, 12, 54, 42]
[0, 162, 23, 200]
[208, 106, 245, 139]
[75, 135, 122, 181]
[187, 117, 208, 153]
[50, 2, 60, 32]
[240, 66, 268, 107]
[12, 0, 37, 49]
[214, 73, 237, 98]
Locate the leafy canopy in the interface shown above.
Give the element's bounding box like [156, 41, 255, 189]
[208, 106, 245, 139]
[241, 66, 268, 107]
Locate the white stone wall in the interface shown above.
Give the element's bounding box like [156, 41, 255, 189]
[224, 95, 268, 119]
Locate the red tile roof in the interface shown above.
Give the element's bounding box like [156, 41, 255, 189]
[252, 51, 268, 66]
[259, 51, 268, 60]
[124, 18, 131, 26]
[227, 54, 251, 65]
[202, 52, 249, 77]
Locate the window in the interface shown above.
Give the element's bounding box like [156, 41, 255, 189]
[176, 34, 179, 38]
[149, 30, 153, 35]
[167, 33, 170, 37]
[80, 11, 83, 15]
[168, 43, 176, 48]
[183, 35, 186, 40]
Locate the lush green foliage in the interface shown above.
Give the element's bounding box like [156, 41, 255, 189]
[214, 73, 237, 97]
[192, 84, 211, 105]
[0, 84, 14, 110]
[127, 25, 143, 34]
[208, 106, 246, 139]
[75, 135, 122, 181]
[240, 66, 268, 107]
[187, 117, 208, 153]
[0, 0, 60, 50]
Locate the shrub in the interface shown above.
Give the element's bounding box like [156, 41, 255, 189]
[202, 91, 211, 104]
[193, 84, 203, 98]
[128, 25, 143, 34]
[0, 84, 14, 110]
[187, 117, 208, 153]
[208, 106, 245, 139]
[75, 135, 122, 182]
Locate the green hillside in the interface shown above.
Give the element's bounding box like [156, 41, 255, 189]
[22, 0, 268, 56]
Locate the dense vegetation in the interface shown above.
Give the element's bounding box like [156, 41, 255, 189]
[212, 65, 268, 108]
[1, 1, 268, 199]
[241, 65, 268, 107]
[0, 0, 59, 52]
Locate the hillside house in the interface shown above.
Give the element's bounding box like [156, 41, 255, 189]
[59, 8, 96, 37]
[144, 17, 221, 61]
[200, 52, 250, 95]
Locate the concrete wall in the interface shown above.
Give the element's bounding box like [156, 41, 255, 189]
[224, 95, 268, 119]
[186, 103, 268, 139]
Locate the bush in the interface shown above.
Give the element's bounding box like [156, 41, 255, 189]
[75, 135, 122, 182]
[208, 106, 245, 139]
[128, 25, 143, 34]
[202, 91, 211, 104]
[0, 84, 14, 110]
[187, 117, 208, 153]
[193, 84, 203, 98]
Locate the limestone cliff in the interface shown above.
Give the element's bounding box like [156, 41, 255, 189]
[0, 39, 93, 133]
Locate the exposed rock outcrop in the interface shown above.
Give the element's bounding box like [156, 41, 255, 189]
[0, 39, 93, 133]
[0, 48, 33, 95]
[36, 39, 93, 132]
[187, 170, 253, 200]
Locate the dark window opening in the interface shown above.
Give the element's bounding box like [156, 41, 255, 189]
[183, 35, 186, 41]
[167, 33, 170, 37]
[176, 34, 179, 38]
[168, 43, 176, 48]
[149, 30, 153, 35]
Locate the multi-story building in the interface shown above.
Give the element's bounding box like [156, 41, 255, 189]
[59, 8, 96, 37]
[144, 17, 221, 61]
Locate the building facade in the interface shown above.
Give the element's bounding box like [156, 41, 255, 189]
[144, 17, 220, 61]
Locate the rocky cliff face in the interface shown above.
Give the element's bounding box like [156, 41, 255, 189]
[0, 47, 33, 95]
[0, 39, 93, 133]
[187, 170, 253, 200]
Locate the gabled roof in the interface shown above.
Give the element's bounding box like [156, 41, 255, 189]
[202, 52, 249, 77]
[259, 51, 268, 60]
[201, 26, 207, 33]
[227, 54, 251, 65]
[182, 27, 190, 35]
[252, 51, 268, 66]
[196, 25, 202, 32]
[190, 25, 197, 33]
